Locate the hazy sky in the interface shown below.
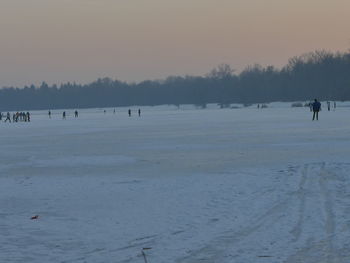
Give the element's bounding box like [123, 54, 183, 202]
[0, 0, 349, 87]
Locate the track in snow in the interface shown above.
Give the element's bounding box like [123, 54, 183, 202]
[177, 163, 350, 263]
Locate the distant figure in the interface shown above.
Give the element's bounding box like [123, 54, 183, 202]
[138, 109, 141, 117]
[128, 109, 131, 117]
[4, 112, 11, 122]
[113, 109, 116, 114]
[63, 111, 66, 119]
[0, 112, 2, 121]
[26, 112, 30, 122]
[327, 101, 330, 111]
[48, 110, 51, 118]
[104, 110, 106, 114]
[312, 99, 321, 121]
[257, 104, 260, 109]
[74, 110, 78, 118]
[334, 101, 336, 109]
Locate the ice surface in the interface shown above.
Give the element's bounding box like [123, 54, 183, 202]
[1, 103, 350, 262]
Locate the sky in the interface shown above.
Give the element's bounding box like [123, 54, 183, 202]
[0, 0, 349, 87]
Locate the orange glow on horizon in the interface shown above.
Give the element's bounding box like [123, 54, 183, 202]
[0, 0, 349, 87]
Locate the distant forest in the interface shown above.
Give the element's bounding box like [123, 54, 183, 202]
[1, 50, 350, 111]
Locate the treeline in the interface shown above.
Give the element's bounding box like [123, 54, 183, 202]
[0, 50, 350, 111]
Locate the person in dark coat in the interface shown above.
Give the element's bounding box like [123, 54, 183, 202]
[4, 112, 11, 122]
[312, 99, 321, 121]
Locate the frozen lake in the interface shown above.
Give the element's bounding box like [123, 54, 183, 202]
[1, 103, 350, 262]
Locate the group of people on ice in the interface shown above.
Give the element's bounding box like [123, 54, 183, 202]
[50, 108, 141, 119]
[0, 103, 332, 123]
[0, 111, 30, 122]
[128, 109, 141, 117]
[60, 110, 78, 119]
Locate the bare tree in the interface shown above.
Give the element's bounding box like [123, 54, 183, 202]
[206, 64, 235, 79]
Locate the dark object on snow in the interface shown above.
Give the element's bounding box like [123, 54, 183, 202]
[142, 248, 152, 263]
[31, 215, 39, 220]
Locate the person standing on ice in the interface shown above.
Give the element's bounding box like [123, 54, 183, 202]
[138, 109, 141, 117]
[312, 99, 321, 121]
[74, 110, 78, 118]
[62, 111, 66, 119]
[327, 101, 330, 111]
[48, 110, 51, 118]
[128, 109, 131, 117]
[4, 112, 11, 122]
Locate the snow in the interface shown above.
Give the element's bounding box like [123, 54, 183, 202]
[1, 103, 350, 262]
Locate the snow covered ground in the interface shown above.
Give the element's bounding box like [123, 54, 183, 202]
[1, 103, 350, 262]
